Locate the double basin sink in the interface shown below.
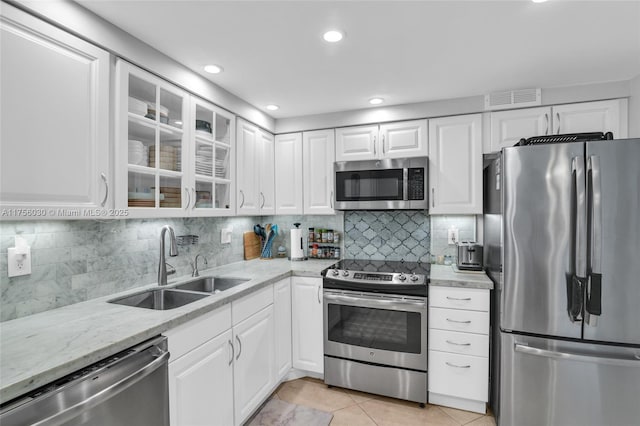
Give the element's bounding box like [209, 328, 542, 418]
[109, 277, 249, 310]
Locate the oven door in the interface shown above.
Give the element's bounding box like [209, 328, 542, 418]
[323, 289, 427, 371]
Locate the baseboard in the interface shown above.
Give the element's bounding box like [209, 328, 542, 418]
[429, 392, 486, 414]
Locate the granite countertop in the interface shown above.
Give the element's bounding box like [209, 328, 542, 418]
[429, 264, 494, 290]
[0, 258, 336, 405]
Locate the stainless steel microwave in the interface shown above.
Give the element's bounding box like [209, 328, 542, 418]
[334, 157, 428, 210]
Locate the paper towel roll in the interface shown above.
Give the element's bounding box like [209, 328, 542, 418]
[290, 227, 305, 260]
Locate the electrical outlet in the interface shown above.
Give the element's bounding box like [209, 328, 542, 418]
[447, 227, 459, 245]
[8, 246, 31, 277]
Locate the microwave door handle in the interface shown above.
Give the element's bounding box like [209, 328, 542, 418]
[403, 168, 408, 201]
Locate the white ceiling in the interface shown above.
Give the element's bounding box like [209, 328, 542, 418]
[76, 0, 640, 119]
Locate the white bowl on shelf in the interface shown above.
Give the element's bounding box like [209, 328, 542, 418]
[128, 97, 148, 116]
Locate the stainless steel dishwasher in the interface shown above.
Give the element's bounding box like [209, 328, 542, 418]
[0, 335, 169, 426]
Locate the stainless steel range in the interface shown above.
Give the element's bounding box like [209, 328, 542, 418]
[322, 259, 429, 405]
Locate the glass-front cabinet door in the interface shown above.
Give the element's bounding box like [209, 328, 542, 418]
[116, 60, 188, 217]
[188, 98, 235, 216]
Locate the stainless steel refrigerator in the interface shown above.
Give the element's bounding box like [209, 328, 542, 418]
[484, 138, 640, 426]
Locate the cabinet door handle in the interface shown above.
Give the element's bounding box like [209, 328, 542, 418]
[373, 136, 377, 156]
[184, 188, 191, 210]
[431, 188, 435, 208]
[191, 188, 196, 209]
[228, 339, 234, 365]
[556, 112, 561, 134]
[100, 173, 108, 207]
[239, 190, 245, 208]
[260, 192, 265, 209]
[446, 296, 472, 301]
[330, 191, 334, 209]
[446, 318, 472, 324]
[382, 135, 385, 154]
[446, 362, 471, 369]
[235, 335, 242, 360]
[446, 340, 471, 346]
[317, 285, 322, 304]
[544, 113, 549, 135]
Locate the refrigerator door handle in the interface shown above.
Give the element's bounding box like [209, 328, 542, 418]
[586, 155, 603, 319]
[514, 343, 640, 368]
[568, 156, 586, 322]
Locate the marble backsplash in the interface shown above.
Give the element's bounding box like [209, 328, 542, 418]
[0, 215, 342, 322]
[343, 211, 430, 263]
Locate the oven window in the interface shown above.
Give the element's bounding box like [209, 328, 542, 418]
[335, 169, 403, 201]
[326, 303, 422, 353]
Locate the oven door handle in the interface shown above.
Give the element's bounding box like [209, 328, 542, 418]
[323, 292, 426, 307]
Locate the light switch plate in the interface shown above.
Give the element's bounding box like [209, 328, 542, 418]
[8, 246, 31, 277]
[221, 226, 233, 244]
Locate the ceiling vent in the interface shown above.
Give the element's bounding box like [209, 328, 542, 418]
[484, 88, 541, 110]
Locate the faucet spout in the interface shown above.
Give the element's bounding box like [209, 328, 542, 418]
[158, 225, 178, 286]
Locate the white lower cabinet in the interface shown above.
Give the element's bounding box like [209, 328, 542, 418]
[169, 329, 234, 426]
[428, 286, 490, 414]
[274, 278, 292, 380]
[232, 305, 275, 425]
[166, 284, 278, 426]
[291, 277, 324, 374]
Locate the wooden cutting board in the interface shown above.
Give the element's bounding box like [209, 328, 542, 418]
[243, 231, 261, 260]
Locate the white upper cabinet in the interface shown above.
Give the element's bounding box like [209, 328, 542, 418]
[303, 129, 336, 214]
[0, 4, 110, 217]
[236, 119, 275, 215]
[274, 133, 303, 215]
[115, 60, 189, 217]
[336, 120, 428, 161]
[188, 97, 235, 216]
[489, 106, 551, 153]
[553, 99, 627, 137]
[429, 114, 483, 215]
[487, 99, 628, 153]
[335, 125, 378, 161]
[379, 119, 429, 159]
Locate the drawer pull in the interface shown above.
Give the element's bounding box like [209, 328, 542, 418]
[446, 296, 471, 301]
[446, 318, 471, 324]
[446, 362, 471, 369]
[446, 340, 471, 346]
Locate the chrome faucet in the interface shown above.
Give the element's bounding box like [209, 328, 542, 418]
[158, 225, 178, 286]
[191, 253, 209, 277]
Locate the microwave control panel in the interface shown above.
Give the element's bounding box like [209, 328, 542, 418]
[407, 168, 425, 200]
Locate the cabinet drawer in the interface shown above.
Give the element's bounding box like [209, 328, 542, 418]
[428, 350, 488, 402]
[232, 285, 273, 325]
[429, 287, 489, 311]
[429, 307, 489, 334]
[429, 329, 489, 357]
[166, 304, 232, 361]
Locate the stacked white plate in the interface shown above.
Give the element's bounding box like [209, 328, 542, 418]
[128, 140, 148, 166]
[195, 145, 213, 176]
[215, 159, 227, 178]
[128, 97, 148, 116]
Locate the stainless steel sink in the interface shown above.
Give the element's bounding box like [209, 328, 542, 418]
[174, 277, 249, 294]
[109, 288, 209, 310]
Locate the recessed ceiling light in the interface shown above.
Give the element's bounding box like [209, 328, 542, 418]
[531, 0, 548, 3]
[266, 104, 279, 111]
[369, 97, 384, 105]
[323, 30, 344, 43]
[204, 64, 223, 74]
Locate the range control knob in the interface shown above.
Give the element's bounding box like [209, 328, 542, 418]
[410, 274, 419, 282]
[342, 270, 350, 277]
[332, 269, 340, 276]
[398, 273, 407, 281]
